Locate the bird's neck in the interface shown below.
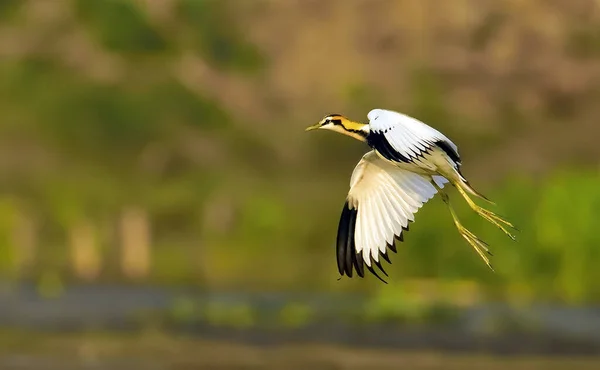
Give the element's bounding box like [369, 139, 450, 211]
[336, 120, 369, 142]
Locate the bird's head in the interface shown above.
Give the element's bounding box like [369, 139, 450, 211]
[305, 114, 346, 132]
[305, 113, 369, 141]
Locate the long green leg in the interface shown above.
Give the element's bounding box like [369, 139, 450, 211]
[435, 184, 494, 271]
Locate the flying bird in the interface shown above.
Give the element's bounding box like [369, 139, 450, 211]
[305, 108, 517, 283]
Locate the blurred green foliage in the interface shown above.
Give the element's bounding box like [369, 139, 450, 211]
[75, 0, 168, 54]
[177, 0, 265, 73]
[0, 0, 20, 21]
[0, 0, 599, 323]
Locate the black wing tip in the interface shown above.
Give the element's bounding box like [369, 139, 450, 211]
[338, 252, 391, 284]
[336, 203, 417, 284]
[336, 200, 363, 278]
[381, 251, 392, 264]
[373, 259, 389, 277]
[366, 263, 388, 284]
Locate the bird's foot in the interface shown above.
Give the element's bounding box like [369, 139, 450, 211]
[455, 221, 494, 272]
[473, 205, 518, 241]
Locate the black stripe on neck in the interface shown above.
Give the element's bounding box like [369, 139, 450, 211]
[331, 120, 368, 139]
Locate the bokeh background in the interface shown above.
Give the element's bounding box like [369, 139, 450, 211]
[1, 0, 600, 369]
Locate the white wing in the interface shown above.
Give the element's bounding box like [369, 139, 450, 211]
[337, 151, 440, 282]
[367, 108, 461, 166]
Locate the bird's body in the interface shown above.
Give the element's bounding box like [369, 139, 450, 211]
[306, 109, 516, 283]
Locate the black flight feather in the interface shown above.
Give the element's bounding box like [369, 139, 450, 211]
[367, 131, 440, 164]
[336, 199, 415, 283]
[381, 251, 392, 264]
[434, 139, 461, 165]
[336, 201, 354, 276]
[366, 131, 412, 163]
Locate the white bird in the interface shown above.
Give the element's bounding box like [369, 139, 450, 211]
[305, 108, 517, 283]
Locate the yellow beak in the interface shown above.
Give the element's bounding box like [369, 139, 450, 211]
[305, 123, 321, 132]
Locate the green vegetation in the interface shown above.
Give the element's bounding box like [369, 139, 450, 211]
[0, 0, 599, 323]
[75, 0, 168, 54]
[177, 0, 265, 73]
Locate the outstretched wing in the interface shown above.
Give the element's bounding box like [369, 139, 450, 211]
[366, 108, 461, 168]
[336, 151, 442, 283]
